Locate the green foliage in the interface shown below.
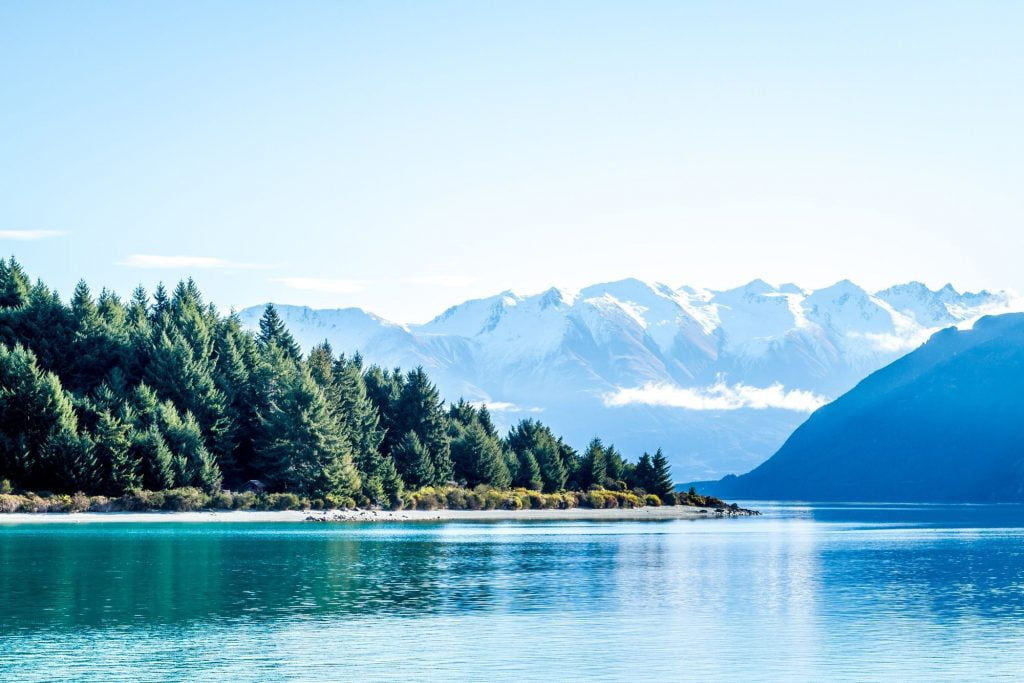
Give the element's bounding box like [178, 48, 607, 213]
[579, 437, 607, 490]
[629, 449, 675, 500]
[403, 485, 581, 511]
[649, 449, 676, 501]
[162, 487, 208, 511]
[256, 362, 359, 499]
[257, 304, 302, 361]
[506, 420, 566, 492]
[391, 431, 435, 489]
[93, 410, 140, 495]
[512, 449, 543, 491]
[451, 419, 510, 488]
[583, 489, 643, 509]
[0, 263, 688, 510]
[131, 425, 175, 491]
[393, 367, 452, 485]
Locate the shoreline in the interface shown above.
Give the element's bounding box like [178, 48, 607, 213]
[0, 505, 756, 524]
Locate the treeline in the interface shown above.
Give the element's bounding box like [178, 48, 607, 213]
[0, 258, 681, 508]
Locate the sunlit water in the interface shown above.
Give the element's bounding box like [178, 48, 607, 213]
[4, 504, 1024, 681]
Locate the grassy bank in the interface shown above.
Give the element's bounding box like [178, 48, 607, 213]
[0, 481, 739, 514]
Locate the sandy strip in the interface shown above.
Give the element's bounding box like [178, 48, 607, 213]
[0, 506, 750, 524]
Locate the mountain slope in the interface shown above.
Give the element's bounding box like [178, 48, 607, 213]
[700, 313, 1024, 502]
[239, 280, 1020, 481]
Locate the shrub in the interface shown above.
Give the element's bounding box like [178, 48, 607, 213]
[267, 492, 302, 510]
[0, 479, 12, 495]
[88, 496, 113, 512]
[209, 491, 234, 510]
[644, 494, 662, 507]
[446, 488, 468, 510]
[19, 494, 51, 512]
[503, 494, 523, 510]
[116, 489, 165, 511]
[335, 495, 357, 510]
[231, 491, 258, 510]
[0, 494, 21, 513]
[71, 491, 92, 512]
[163, 487, 208, 511]
[413, 491, 440, 510]
[46, 494, 73, 512]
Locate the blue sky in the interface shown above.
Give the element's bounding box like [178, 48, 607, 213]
[2, 1, 1022, 322]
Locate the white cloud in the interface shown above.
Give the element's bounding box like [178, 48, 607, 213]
[403, 275, 477, 288]
[0, 230, 66, 240]
[603, 381, 828, 412]
[274, 277, 365, 294]
[470, 401, 543, 413]
[120, 254, 271, 270]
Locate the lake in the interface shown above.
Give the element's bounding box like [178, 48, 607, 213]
[3, 503, 1024, 681]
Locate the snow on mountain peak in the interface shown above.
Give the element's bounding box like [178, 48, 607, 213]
[237, 278, 1024, 481]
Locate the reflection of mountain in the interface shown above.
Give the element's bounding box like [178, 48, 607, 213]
[699, 314, 1024, 502]
[239, 280, 1019, 480]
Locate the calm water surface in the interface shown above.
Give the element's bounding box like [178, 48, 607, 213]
[3, 503, 1024, 681]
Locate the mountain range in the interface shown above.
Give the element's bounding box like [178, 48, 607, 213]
[238, 279, 1020, 481]
[697, 313, 1024, 502]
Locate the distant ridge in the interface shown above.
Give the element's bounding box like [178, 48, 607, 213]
[696, 313, 1024, 502]
[239, 279, 1021, 481]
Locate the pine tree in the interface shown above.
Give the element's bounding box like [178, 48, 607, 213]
[255, 366, 359, 499]
[0, 345, 87, 489]
[257, 304, 302, 361]
[159, 401, 222, 492]
[306, 342, 336, 389]
[605, 444, 626, 482]
[335, 357, 392, 505]
[451, 421, 510, 488]
[93, 410, 140, 495]
[633, 452, 655, 493]
[0, 257, 31, 310]
[391, 430, 434, 489]
[506, 419, 566, 492]
[216, 316, 264, 473]
[477, 405, 499, 439]
[45, 430, 101, 494]
[394, 367, 451, 485]
[151, 283, 170, 319]
[650, 449, 675, 502]
[580, 437, 608, 489]
[513, 449, 543, 491]
[131, 424, 174, 491]
[145, 294, 229, 452]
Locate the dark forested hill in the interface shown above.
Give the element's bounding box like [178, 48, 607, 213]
[0, 258, 679, 507]
[697, 313, 1024, 502]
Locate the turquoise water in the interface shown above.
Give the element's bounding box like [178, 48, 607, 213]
[3, 504, 1024, 681]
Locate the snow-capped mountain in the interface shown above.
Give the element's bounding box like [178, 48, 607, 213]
[238, 280, 1021, 481]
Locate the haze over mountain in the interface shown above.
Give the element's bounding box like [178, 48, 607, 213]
[698, 313, 1024, 502]
[238, 279, 1020, 481]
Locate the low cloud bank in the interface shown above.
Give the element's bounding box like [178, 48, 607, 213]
[603, 381, 828, 412]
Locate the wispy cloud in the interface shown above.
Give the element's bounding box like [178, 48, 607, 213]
[603, 381, 828, 412]
[403, 275, 477, 288]
[274, 277, 365, 294]
[120, 254, 271, 270]
[0, 230, 66, 240]
[470, 401, 543, 414]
